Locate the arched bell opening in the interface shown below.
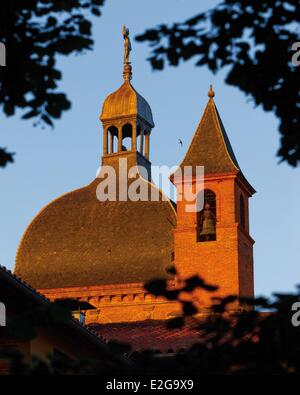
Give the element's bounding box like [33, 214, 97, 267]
[107, 126, 118, 154]
[122, 123, 133, 151]
[197, 189, 217, 242]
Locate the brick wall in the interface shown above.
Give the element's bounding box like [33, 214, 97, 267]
[174, 174, 254, 309]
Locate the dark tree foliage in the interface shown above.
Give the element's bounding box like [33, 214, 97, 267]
[2, 275, 300, 375]
[136, 0, 300, 167]
[0, 0, 105, 167]
[140, 272, 300, 375]
[0, 147, 14, 167]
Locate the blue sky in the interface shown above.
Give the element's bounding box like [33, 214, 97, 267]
[1, 0, 299, 297]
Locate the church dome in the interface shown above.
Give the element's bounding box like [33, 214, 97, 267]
[15, 27, 174, 291]
[100, 80, 154, 128]
[15, 179, 176, 289]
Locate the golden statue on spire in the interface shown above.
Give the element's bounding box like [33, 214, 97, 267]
[122, 25, 132, 64]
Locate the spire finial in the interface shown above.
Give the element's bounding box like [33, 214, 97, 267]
[122, 25, 132, 81]
[208, 84, 215, 99]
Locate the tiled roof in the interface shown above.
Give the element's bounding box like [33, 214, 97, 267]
[89, 320, 200, 353]
[15, 178, 176, 289]
[179, 96, 240, 175]
[0, 264, 51, 303]
[101, 80, 155, 127]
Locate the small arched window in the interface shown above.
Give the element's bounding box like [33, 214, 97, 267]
[240, 195, 246, 230]
[122, 123, 133, 151]
[197, 189, 217, 242]
[107, 126, 118, 154]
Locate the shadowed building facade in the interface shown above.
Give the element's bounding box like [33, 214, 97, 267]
[14, 30, 255, 352]
[0, 265, 130, 374]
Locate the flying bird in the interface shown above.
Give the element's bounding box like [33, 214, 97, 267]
[178, 139, 183, 147]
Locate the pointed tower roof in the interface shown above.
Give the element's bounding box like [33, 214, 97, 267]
[180, 85, 240, 174]
[176, 85, 255, 195]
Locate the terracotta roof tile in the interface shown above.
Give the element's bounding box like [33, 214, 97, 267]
[180, 97, 240, 175]
[15, 178, 176, 289]
[89, 320, 200, 353]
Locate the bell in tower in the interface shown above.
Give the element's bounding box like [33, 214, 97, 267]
[172, 85, 256, 310]
[199, 203, 216, 241]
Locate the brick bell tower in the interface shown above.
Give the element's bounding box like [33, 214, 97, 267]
[172, 85, 256, 310]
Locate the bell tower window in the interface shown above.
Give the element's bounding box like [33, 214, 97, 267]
[107, 126, 118, 154]
[122, 123, 133, 151]
[197, 189, 216, 242]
